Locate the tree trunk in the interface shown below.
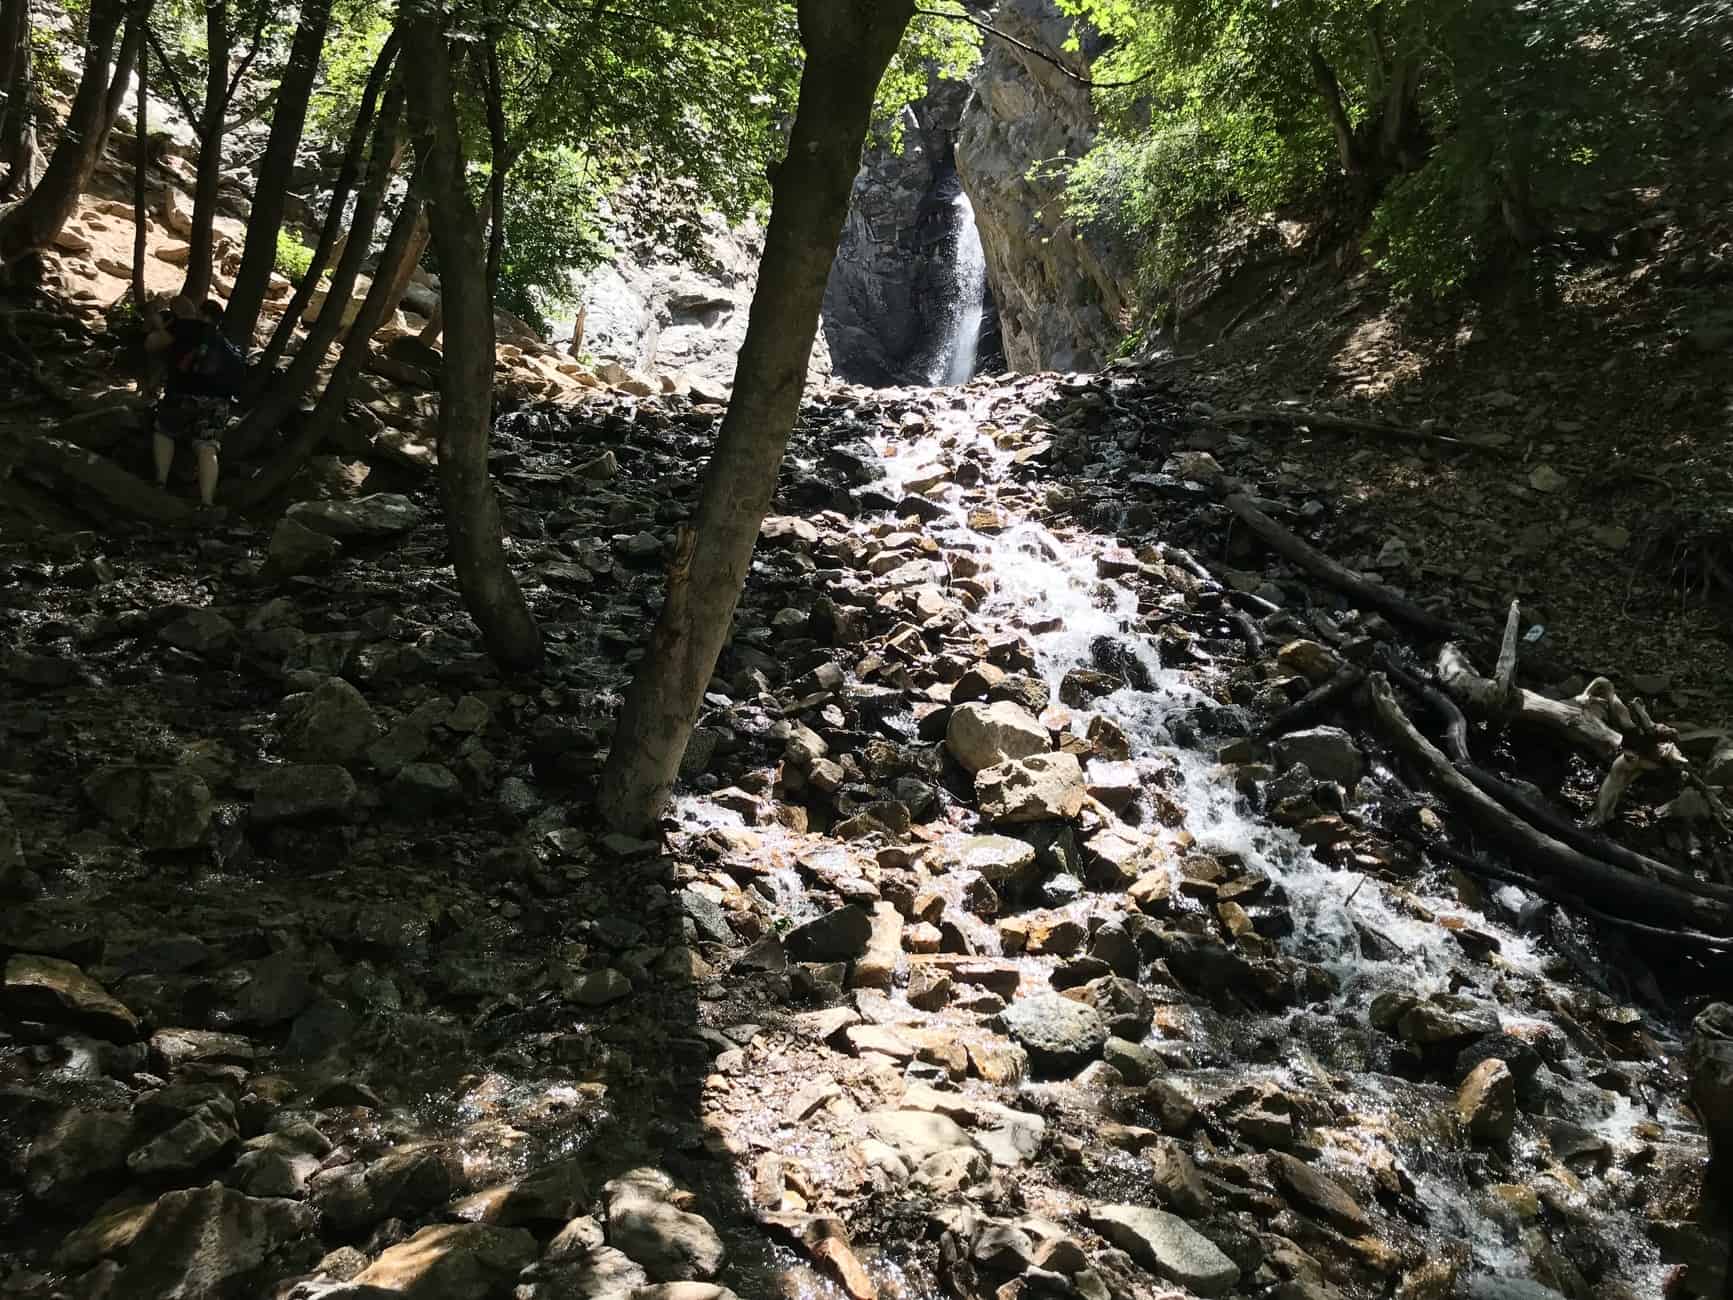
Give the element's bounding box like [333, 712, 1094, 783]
[596, 0, 916, 834]
[253, 30, 399, 383]
[131, 36, 149, 309]
[226, 79, 404, 497]
[1308, 42, 1363, 177]
[480, 32, 507, 298]
[372, 203, 429, 335]
[0, 0, 35, 198]
[238, 190, 424, 503]
[0, 0, 131, 266]
[401, 11, 543, 673]
[416, 297, 443, 344]
[181, 0, 230, 302]
[224, 0, 334, 346]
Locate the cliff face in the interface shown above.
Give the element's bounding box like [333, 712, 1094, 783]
[956, 0, 1134, 373]
[821, 77, 1002, 388]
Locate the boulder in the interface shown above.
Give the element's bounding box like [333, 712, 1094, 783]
[784, 905, 873, 963]
[1268, 1153, 1371, 1234]
[1270, 727, 1365, 788]
[83, 765, 213, 850]
[946, 700, 1049, 773]
[999, 993, 1106, 1074]
[976, 752, 1086, 823]
[251, 765, 358, 824]
[1689, 1002, 1733, 1170]
[4, 954, 140, 1040]
[1085, 1204, 1238, 1296]
[1456, 1058, 1517, 1143]
[266, 517, 342, 576]
[282, 677, 381, 763]
[604, 1169, 726, 1282]
[286, 493, 426, 539]
[109, 1183, 315, 1298]
[950, 834, 1038, 885]
[351, 1223, 539, 1297]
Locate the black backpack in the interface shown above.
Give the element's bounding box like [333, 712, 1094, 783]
[177, 324, 248, 396]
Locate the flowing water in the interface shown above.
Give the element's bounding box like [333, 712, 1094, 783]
[868, 401, 1686, 1295]
[930, 193, 988, 388]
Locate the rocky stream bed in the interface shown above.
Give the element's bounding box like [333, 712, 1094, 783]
[1, 368, 1729, 1300]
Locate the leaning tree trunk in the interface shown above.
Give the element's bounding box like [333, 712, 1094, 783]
[0, 0, 132, 266]
[371, 203, 429, 335]
[238, 191, 423, 504]
[597, 0, 916, 834]
[401, 12, 543, 672]
[181, 0, 230, 302]
[253, 30, 400, 384]
[224, 0, 334, 345]
[226, 79, 404, 495]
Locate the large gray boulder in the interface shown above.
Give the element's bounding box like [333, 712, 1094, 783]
[999, 993, 1106, 1074]
[947, 700, 1049, 773]
[1086, 1204, 1239, 1296]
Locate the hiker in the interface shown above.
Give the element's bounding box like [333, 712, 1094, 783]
[143, 295, 246, 509]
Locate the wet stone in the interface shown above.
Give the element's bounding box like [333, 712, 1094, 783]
[946, 700, 1049, 773]
[252, 764, 358, 824]
[83, 766, 213, 850]
[351, 1222, 539, 1297]
[3, 953, 141, 1041]
[977, 752, 1086, 823]
[784, 905, 873, 963]
[1086, 1204, 1238, 1296]
[1458, 1058, 1518, 1143]
[1269, 727, 1364, 789]
[107, 1182, 315, 1298]
[999, 993, 1107, 1075]
[282, 677, 381, 763]
[1268, 1153, 1370, 1235]
[604, 1168, 726, 1282]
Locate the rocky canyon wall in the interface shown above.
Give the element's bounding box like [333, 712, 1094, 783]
[956, 0, 1135, 373]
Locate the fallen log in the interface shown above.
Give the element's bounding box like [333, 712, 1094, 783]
[1222, 491, 1460, 640]
[1378, 650, 1733, 906]
[1413, 836, 1733, 953]
[1217, 405, 1501, 455]
[1366, 673, 1733, 937]
[1, 425, 195, 527]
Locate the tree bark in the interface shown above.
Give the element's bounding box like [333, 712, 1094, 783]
[371, 202, 428, 336]
[180, 0, 230, 301]
[253, 30, 399, 384]
[0, 0, 35, 198]
[480, 31, 507, 299]
[596, 0, 916, 835]
[130, 35, 149, 310]
[0, 0, 132, 266]
[238, 190, 425, 503]
[227, 78, 404, 492]
[224, 0, 334, 345]
[1308, 42, 1362, 177]
[401, 11, 543, 673]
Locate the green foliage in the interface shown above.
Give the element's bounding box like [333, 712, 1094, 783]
[1059, 0, 1664, 302]
[489, 147, 612, 334]
[873, 11, 981, 148]
[273, 229, 316, 282]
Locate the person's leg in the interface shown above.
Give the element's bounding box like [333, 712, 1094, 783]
[195, 442, 220, 508]
[153, 433, 175, 489]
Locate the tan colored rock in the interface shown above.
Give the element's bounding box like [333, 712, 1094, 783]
[1456, 1058, 1517, 1143]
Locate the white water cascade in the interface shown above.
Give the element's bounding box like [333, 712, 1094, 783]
[931, 192, 988, 387]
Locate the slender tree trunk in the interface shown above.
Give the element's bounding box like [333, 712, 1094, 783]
[416, 296, 443, 344]
[181, 0, 229, 301]
[254, 32, 399, 383]
[239, 190, 424, 503]
[480, 32, 507, 298]
[373, 203, 429, 335]
[1308, 42, 1363, 178]
[131, 37, 149, 309]
[225, 0, 333, 345]
[0, 0, 34, 197]
[597, 0, 915, 834]
[226, 81, 404, 500]
[0, 0, 131, 265]
[402, 10, 543, 673]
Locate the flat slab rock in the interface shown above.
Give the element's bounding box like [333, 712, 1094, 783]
[3, 953, 140, 1041]
[1086, 1204, 1239, 1296]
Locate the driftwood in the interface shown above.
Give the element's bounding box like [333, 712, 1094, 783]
[1367, 673, 1733, 937]
[1221, 490, 1460, 639]
[1438, 600, 1695, 825]
[1218, 405, 1501, 455]
[1378, 648, 1733, 907]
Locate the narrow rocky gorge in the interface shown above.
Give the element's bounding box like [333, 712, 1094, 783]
[3, 364, 1727, 1300]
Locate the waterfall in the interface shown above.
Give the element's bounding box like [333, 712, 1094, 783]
[932, 192, 988, 387]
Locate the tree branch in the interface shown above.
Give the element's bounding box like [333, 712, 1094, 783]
[913, 5, 1157, 90]
[144, 24, 201, 127]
